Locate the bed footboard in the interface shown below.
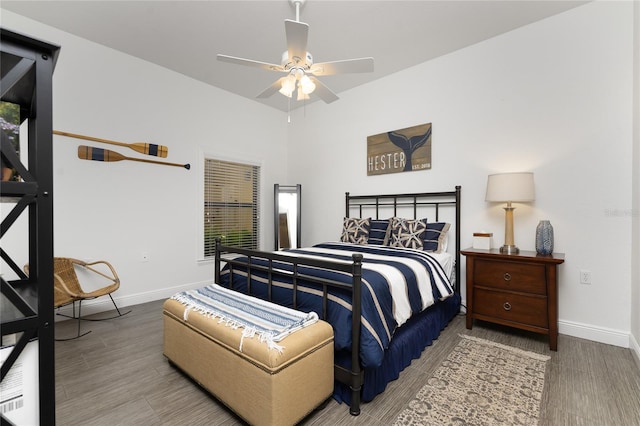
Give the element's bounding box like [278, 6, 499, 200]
[214, 242, 366, 415]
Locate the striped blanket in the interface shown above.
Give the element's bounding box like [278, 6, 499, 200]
[218, 242, 454, 368]
[171, 284, 319, 352]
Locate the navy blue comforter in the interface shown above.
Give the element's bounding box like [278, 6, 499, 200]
[218, 242, 454, 368]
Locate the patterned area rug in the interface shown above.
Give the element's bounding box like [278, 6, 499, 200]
[393, 334, 550, 425]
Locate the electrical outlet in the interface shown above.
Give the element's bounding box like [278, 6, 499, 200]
[141, 252, 150, 262]
[580, 269, 592, 285]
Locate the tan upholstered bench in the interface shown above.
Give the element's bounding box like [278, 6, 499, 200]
[163, 297, 334, 426]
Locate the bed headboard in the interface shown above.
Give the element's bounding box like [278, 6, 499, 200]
[344, 186, 461, 292]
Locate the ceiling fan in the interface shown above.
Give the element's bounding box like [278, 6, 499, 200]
[217, 0, 374, 104]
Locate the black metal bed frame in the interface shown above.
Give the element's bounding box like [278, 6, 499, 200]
[214, 186, 461, 416]
[345, 186, 461, 292]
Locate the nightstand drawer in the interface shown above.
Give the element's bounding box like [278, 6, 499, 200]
[473, 288, 548, 328]
[474, 259, 546, 294]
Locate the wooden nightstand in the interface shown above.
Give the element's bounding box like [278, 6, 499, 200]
[461, 248, 565, 350]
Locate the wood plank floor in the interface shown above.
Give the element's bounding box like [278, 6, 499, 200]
[53, 300, 640, 425]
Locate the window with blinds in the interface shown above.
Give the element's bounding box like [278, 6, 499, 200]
[204, 158, 260, 258]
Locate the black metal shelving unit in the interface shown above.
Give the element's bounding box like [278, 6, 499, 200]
[1, 28, 60, 425]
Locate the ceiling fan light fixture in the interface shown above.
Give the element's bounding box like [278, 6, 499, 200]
[279, 74, 296, 97]
[299, 75, 316, 95]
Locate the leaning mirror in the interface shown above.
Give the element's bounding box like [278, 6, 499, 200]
[274, 184, 301, 250]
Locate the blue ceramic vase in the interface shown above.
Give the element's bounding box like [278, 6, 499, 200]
[535, 220, 554, 255]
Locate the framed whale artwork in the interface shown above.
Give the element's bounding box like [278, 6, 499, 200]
[366, 122, 432, 176]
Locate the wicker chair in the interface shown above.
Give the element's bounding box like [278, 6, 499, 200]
[25, 257, 131, 340]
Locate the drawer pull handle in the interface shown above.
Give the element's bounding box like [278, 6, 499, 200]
[503, 302, 512, 311]
[503, 273, 512, 282]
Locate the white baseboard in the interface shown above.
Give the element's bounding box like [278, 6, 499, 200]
[630, 332, 640, 369]
[558, 319, 630, 348]
[54, 280, 212, 320]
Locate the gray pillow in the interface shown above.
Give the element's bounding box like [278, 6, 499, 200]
[388, 217, 426, 249]
[340, 217, 370, 244]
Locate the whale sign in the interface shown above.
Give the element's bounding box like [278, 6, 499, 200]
[366, 123, 432, 176]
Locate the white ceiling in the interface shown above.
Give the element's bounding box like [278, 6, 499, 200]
[2, 0, 587, 112]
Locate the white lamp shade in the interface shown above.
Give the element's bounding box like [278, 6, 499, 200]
[485, 172, 535, 202]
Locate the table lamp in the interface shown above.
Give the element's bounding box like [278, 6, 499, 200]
[485, 172, 535, 254]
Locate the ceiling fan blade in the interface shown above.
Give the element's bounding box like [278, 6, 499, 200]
[310, 57, 374, 76]
[309, 77, 339, 104]
[284, 19, 309, 66]
[217, 54, 285, 72]
[257, 77, 287, 99]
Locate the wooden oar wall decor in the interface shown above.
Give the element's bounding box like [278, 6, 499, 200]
[54, 130, 169, 157]
[54, 130, 190, 170]
[77, 145, 190, 169]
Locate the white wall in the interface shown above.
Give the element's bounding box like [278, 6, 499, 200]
[1, 10, 288, 310]
[287, 1, 636, 348]
[2, 2, 637, 352]
[631, 0, 640, 363]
